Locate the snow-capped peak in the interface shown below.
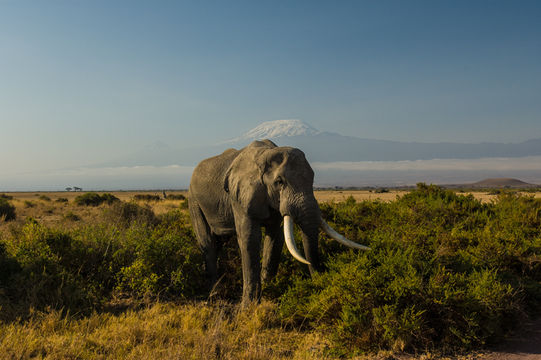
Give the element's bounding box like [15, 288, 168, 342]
[237, 119, 320, 141]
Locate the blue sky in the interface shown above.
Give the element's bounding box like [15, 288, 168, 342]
[1, 0, 541, 175]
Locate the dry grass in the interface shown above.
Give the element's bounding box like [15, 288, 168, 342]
[0, 191, 189, 230]
[0, 301, 330, 360]
[3, 191, 187, 203]
[2, 189, 540, 231]
[314, 190, 408, 203]
[0, 300, 478, 359]
[314, 189, 541, 204]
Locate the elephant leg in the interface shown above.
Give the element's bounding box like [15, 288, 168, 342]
[261, 222, 284, 284]
[189, 201, 219, 288]
[234, 213, 262, 307]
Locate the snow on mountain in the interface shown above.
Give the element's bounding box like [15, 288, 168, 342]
[227, 119, 320, 143]
[93, 119, 541, 173]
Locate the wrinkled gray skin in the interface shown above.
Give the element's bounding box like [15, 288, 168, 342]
[188, 140, 322, 306]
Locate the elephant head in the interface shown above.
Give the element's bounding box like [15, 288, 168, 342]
[223, 140, 369, 275]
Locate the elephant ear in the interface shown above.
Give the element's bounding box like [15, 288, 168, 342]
[223, 148, 270, 218]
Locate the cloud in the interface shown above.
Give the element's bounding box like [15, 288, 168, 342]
[2, 157, 541, 191]
[0, 165, 195, 191]
[311, 156, 541, 187]
[312, 156, 541, 172]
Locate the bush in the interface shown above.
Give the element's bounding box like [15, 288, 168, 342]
[133, 194, 161, 202]
[167, 194, 186, 200]
[115, 210, 205, 299]
[63, 211, 80, 221]
[279, 184, 541, 354]
[0, 198, 16, 221]
[179, 199, 189, 210]
[24, 201, 35, 208]
[74, 193, 119, 206]
[38, 195, 51, 201]
[0, 207, 204, 319]
[55, 197, 69, 203]
[105, 201, 157, 227]
[0, 194, 13, 200]
[0, 222, 98, 316]
[0, 243, 19, 286]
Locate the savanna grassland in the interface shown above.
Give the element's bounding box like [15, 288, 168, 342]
[0, 186, 540, 359]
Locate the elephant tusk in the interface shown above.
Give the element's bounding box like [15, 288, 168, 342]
[320, 217, 371, 251]
[283, 216, 311, 265]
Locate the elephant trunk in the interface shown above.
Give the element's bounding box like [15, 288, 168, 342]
[297, 210, 323, 275]
[281, 191, 370, 271]
[282, 193, 323, 274]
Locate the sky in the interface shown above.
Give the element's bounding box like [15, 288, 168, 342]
[1, 0, 541, 187]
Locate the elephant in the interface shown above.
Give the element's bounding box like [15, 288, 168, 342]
[188, 139, 370, 306]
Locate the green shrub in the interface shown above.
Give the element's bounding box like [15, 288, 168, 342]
[0, 194, 13, 200]
[0, 222, 97, 316]
[105, 201, 157, 227]
[23, 201, 35, 208]
[100, 193, 119, 204]
[0, 198, 16, 221]
[38, 195, 51, 201]
[133, 194, 161, 201]
[0, 207, 205, 319]
[115, 210, 205, 299]
[179, 199, 189, 210]
[63, 211, 80, 221]
[279, 184, 540, 354]
[55, 197, 69, 203]
[74, 193, 119, 206]
[167, 194, 186, 200]
[0, 243, 20, 286]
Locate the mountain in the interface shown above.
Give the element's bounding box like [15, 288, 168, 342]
[469, 178, 536, 188]
[93, 119, 541, 167]
[37, 120, 541, 190]
[220, 120, 541, 163]
[226, 119, 320, 143]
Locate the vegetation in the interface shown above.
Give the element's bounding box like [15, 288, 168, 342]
[0, 198, 16, 221]
[0, 206, 204, 320]
[0, 184, 539, 358]
[74, 192, 119, 206]
[133, 194, 162, 202]
[280, 184, 541, 354]
[63, 211, 80, 221]
[167, 194, 186, 200]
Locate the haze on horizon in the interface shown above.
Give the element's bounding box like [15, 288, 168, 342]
[1, 1, 541, 190]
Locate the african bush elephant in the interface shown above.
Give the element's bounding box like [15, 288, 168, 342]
[188, 140, 370, 306]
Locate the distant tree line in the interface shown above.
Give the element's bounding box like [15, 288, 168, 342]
[65, 187, 83, 192]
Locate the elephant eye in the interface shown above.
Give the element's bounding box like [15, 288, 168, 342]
[274, 177, 285, 187]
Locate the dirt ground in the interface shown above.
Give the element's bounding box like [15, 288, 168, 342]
[476, 317, 541, 359]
